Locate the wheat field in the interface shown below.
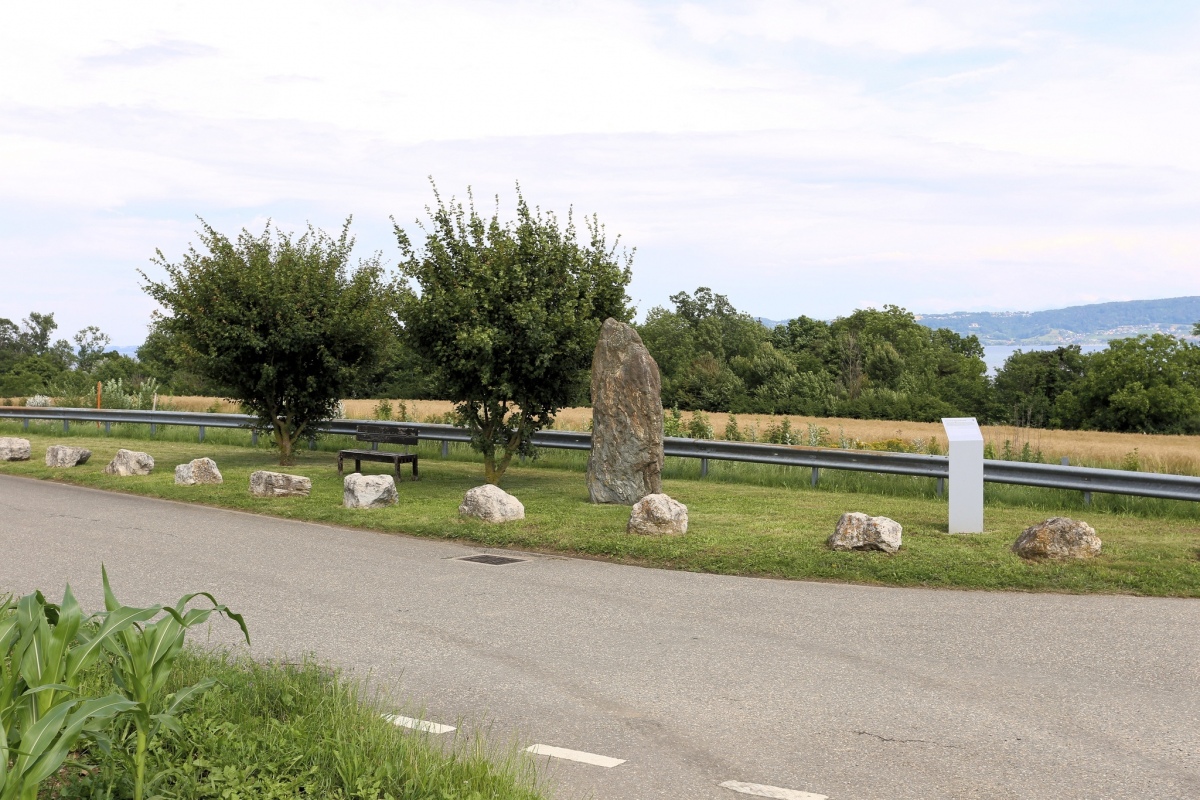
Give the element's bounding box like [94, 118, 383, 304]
[12, 394, 1197, 474]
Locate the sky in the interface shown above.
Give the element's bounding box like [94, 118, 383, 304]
[3, 0, 1199, 346]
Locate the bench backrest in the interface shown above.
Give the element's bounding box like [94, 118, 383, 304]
[355, 424, 418, 446]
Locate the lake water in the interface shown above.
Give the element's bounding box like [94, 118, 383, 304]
[983, 344, 1108, 375]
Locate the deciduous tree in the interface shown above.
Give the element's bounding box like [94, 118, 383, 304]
[142, 220, 394, 464]
[395, 186, 632, 484]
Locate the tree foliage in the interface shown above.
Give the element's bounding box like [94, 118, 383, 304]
[395, 185, 632, 484]
[141, 220, 395, 464]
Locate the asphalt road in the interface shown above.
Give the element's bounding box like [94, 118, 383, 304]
[1, 474, 1197, 800]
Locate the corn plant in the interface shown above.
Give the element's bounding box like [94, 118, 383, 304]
[99, 568, 249, 800]
[1, 587, 151, 800]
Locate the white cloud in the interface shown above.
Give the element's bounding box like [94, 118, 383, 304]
[1, 1, 1199, 342]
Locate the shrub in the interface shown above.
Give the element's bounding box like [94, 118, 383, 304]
[687, 410, 714, 440]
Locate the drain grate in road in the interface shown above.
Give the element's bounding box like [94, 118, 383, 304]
[458, 554, 527, 566]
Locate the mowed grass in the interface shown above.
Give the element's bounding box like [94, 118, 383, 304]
[2, 427, 1199, 596]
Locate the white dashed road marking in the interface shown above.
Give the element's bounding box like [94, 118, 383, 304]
[524, 744, 626, 768]
[384, 714, 457, 734]
[719, 780, 828, 800]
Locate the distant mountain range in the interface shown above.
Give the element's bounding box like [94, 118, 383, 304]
[760, 297, 1200, 346]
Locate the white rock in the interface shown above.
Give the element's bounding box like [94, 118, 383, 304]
[174, 457, 223, 485]
[250, 470, 312, 498]
[1013, 517, 1101, 559]
[828, 512, 902, 554]
[103, 449, 154, 476]
[459, 484, 525, 523]
[344, 473, 397, 508]
[45, 445, 91, 468]
[627, 493, 688, 535]
[0, 437, 31, 461]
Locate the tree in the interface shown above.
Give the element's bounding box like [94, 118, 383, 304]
[142, 219, 395, 464]
[396, 185, 632, 484]
[992, 346, 1087, 428]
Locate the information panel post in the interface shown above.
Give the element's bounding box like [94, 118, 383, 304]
[942, 417, 984, 534]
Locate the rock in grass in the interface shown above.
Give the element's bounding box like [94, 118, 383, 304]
[45, 445, 91, 467]
[587, 318, 665, 505]
[1013, 517, 1101, 559]
[458, 484, 525, 523]
[103, 449, 154, 476]
[0, 437, 31, 461]
[344, 473, 397, 508]
[250, 470, 312, 498]
[627, 493, 688, 535]
[828, 512, 902, 553]
[174, 457, 223, 485]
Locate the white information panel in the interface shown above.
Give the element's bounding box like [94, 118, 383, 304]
[942, 417, 984, 534]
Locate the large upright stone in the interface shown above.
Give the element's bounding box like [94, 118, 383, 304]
[249, 470, 312, 498]
[587, 318, 664, 504]
[344, 473, 398, 508]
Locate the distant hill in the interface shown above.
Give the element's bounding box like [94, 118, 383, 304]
[914, 297, 1200, 345]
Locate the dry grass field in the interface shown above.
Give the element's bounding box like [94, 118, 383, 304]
[142, 395, 1200, 475]
[7, 394, 1195, 474]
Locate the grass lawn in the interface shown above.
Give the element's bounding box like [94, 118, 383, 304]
[3, 428, 1199, 597]
[53, 647, 545, 800]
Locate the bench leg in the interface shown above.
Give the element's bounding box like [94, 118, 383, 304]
[412, 458, 419, 481]
[337, 455, 344, 474]
[355, 459, 362, 474]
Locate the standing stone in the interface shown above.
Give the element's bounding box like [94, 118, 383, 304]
[587, 318, 664, 504]
[627, 493, 688, 535]
[828, 512, 903, 554]
[250, 470, 312, 498]
[0, 438, 31, 461]
[45, 445, 91, 467]
[1013, 517, 1101, 559]
[103, 449, 155, 476]
[343, 473, 397, 508]
[459, 484, 525, 523]
[174, 457, 223, 485]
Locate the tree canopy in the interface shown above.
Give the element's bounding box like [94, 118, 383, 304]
[141, 219, 395, 464]
[395, 186, 632, 483]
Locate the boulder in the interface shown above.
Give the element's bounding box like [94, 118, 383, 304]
[587, 318, 665, 504]
[1013, 517, 1101, 559]
[103, 449, 154, 476]
[45, 445, 91, 468]
[0, 437, 31, 461]
[250, 470, 312, 498]
[344, 473, 397, 508]
[627, 493, 688, 535]
[459, 484, 525, 523]
[174, 457, 223, 485]
[828, 512, 902, 554]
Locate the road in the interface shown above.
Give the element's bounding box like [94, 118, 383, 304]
[1, 474, 1197, 799]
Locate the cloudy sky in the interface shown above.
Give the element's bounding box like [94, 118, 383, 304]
[3, 1, 1199, 345]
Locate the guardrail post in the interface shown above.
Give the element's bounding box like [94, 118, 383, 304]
[150, 423, 156, 436]
[63, 419, 69, 434]
[309, 437, 316, 450]
[23, 418, 29, 431]
[700, 457, 708, 477]
[371, 441, 378, 451]
[811, 466, 820, 488]
[198, 426, 205, 443]
[1083, 491, 1092, 506]
[1061, 456, 1069, 466]
[251, 429, 258, 446]
[441, 440, 449, 458]
[104, 421, 111, 435]
[936, 477, 944, 498]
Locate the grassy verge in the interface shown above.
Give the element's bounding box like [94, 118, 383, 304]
[2, 428, 1199, 596]
[55, 647, 544, 800]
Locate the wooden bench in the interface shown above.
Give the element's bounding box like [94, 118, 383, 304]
[337, 424, 419, 480]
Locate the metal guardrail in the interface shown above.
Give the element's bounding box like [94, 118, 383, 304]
[2, 407, 1199, 503]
